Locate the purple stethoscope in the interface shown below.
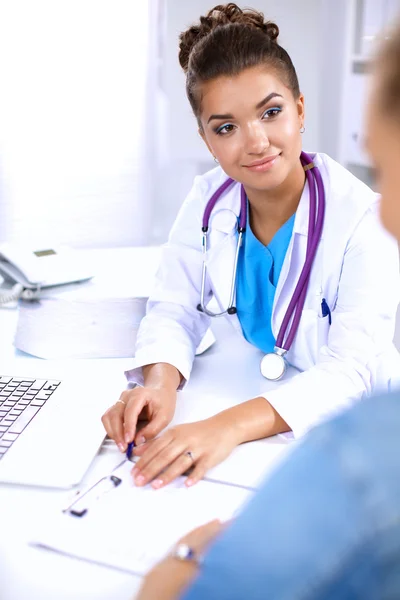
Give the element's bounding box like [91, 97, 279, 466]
[197, 150, 326, 381]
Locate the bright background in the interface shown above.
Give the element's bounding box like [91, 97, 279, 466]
[0, 0, 398, 249]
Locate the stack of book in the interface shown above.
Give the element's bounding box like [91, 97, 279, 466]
[13, 247, 162, 359]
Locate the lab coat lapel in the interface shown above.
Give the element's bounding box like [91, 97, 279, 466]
[271, 180, 311, 338]
[204, 181, 243, 333]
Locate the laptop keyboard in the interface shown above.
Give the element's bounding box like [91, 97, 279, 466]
[0, 376, 61, 459]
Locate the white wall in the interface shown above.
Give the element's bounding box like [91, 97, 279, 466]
[0, 0, 156, 249]
[153, 0, 322, 242]
[318, 0, 352, 160]
[2, 1, 386, 249]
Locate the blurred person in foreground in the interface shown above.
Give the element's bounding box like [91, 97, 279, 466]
[137, 18, 400, 600]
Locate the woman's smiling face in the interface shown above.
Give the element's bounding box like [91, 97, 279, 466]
[199, 65, 305, 192]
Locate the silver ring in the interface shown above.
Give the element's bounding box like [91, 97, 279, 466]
[116, 399, 126, 406]
[185, 450, 194, 462]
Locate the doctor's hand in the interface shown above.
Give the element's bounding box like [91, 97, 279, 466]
[101, 363, 182, 452]
[131, 414, 240, 488]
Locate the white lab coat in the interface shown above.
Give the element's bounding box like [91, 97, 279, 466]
[127, 153, 400, 438]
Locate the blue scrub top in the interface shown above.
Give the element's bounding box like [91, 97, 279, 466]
[236, 206, 295, 354]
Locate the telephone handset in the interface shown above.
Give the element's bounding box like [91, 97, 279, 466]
[0, 243, 94, 304]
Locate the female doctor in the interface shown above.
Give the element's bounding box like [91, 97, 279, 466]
[102, 3, 400, 489]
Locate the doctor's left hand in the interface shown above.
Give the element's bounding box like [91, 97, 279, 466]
[131, 415, 240, 488]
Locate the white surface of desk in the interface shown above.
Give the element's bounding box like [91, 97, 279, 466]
[0, 300, 295, 600]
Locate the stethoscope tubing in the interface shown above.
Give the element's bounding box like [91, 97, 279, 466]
[199, 183, 247, 317]
[198, 151, 325, 353]
[199, 228, 245, 317]
[202, 178, 247, 232]
[276, 151, 325, 350]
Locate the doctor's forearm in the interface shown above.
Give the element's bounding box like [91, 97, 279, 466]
[215, 397, 291, 444]
[142, 363, 183, 391]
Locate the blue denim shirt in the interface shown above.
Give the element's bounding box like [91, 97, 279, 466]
[181, 392, 400, 600]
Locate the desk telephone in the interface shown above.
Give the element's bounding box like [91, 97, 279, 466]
[0, 243, 93, 305]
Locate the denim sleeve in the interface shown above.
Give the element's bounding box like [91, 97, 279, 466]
[180, 393, 400, 600]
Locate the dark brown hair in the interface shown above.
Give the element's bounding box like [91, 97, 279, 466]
[178, 3, 300, 123]
[375, 20, 400, 123]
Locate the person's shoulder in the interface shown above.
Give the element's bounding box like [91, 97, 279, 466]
[169, 166, 231, 240]
[193, 165, 231, 199]
[319, 390, 400, 465]
[177, 166, 228, 216]
[314, 152, 378, 210]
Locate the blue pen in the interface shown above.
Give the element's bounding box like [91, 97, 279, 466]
[126, 441, 135, 460]
[321, 298, 332, 325]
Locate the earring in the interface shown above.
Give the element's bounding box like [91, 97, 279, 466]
[300, 126, 305, 134]
[213, 156, 219, 164]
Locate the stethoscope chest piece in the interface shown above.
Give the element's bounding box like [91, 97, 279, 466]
[260, 349, 287, 381]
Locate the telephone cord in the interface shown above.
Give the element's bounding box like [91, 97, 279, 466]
[0, 284, 40, 305]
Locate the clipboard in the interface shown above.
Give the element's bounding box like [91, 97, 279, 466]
[63, 459, 127, 518]
[31, 460, 253, 576]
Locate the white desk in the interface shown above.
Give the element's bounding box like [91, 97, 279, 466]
[0, 305, 295, 600]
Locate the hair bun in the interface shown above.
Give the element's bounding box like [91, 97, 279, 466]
[179, 3, 279, 72]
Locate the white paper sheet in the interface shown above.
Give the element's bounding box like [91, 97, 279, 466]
[31, 461, 252, 576]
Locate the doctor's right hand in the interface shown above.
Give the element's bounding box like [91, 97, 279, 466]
[101, 386, 177, 452]
[101, 363, 181, 452]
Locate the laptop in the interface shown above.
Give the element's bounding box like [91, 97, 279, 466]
[0, 360, 125, 489]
